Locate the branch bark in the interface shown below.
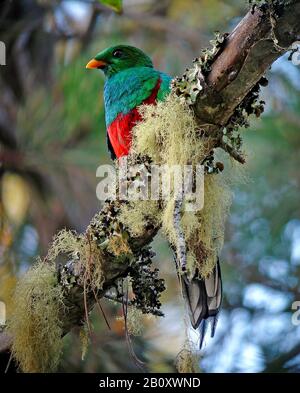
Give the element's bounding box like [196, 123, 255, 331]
[195, 0, 300, 129]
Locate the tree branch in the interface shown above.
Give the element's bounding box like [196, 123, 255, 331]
[195, 0, 300, 129]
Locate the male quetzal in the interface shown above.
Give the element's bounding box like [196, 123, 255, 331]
[86, 45, 222, 342]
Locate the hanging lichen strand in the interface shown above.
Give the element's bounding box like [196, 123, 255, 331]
[130, 95, 234, 279]
[8, 263, 64, 373]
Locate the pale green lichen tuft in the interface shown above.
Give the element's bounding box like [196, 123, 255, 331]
[175, 345, 201, 373]
[8, 262, 64, 373]
[132, 95, 210, 165]
[119, 200, 161, 237]
[80, 324, 90, 361]
[47, 229, 105, 291]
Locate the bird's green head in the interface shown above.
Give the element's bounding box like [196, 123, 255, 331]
[86, 45, 153, 78]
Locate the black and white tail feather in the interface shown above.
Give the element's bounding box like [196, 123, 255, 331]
[181, 259, 222, 348]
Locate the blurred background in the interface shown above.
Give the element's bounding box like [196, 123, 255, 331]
[0, 0, 300, 373]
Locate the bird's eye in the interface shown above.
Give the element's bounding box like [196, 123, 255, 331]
[112, 49, 123, 58]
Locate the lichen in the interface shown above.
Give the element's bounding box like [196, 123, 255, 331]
[79, 324, 90, 361]
[161, 171, 233, 278]
[130, 248, 165, 316]
[119, 200, 161, 238]
[8, 262, 64, 372]
[107, 233, 132, 256]
[7, 227, 110, 372]
[223, 77, 267, 159]
[188, 172, 233, 277]
[175, 345, 201, 373]
[172, 32, 229, 105]
[125, 306, 144, 336]
[249, 0, 288, 15]
[47, 229, 105, 291]
[132, 95, 210, 165]
[130, 93, 236, 278]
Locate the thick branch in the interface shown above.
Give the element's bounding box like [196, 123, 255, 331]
[195, 0, 300, 128]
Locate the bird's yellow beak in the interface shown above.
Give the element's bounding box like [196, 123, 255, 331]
[86, 59, 107, 69]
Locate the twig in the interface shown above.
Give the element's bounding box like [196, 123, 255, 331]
[219, 139, 246, 164]
[173, 192, 187, 272]
[122, 281, 145, 371]
[104, 293, 133, 306]
[92, 288, 111, 330]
